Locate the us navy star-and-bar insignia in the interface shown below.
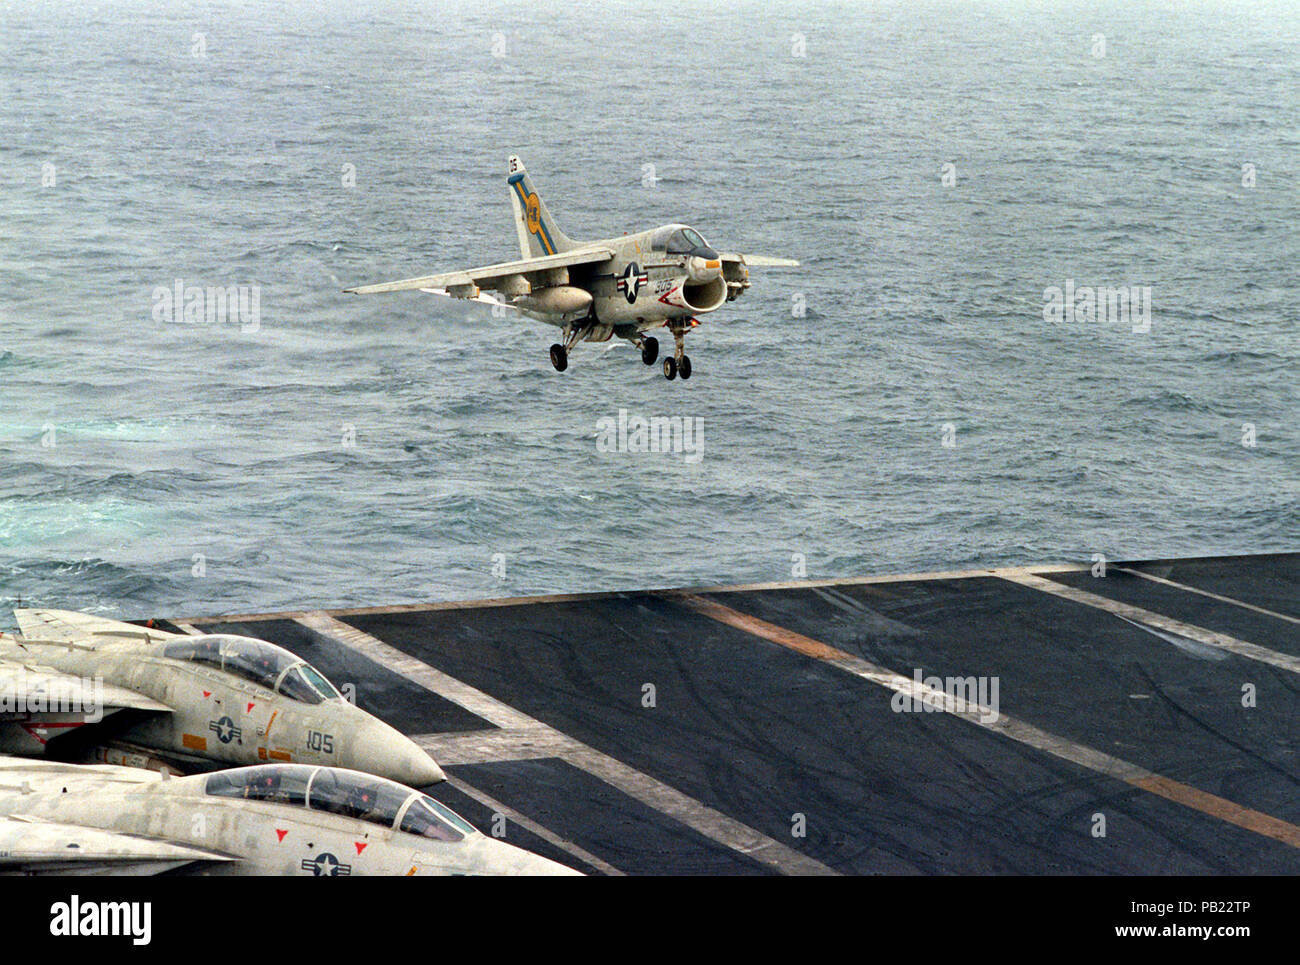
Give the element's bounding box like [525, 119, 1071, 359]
[616, 261, 647, 303]
[302, 852, 351, 876]
[209, 715, 242, 744]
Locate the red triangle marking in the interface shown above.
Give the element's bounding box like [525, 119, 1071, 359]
[246, 701, 256, 713]
[355, 842, 367, 855]
[202, 690, 211, 698]
[275, 829, 288, 842]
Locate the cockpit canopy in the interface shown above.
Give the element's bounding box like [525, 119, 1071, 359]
[204, 764, 477, 842]
[161, 634, 342, 704]
[649, 224, 715, 256]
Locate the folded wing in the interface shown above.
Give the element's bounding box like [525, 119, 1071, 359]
[12, 608, 183, 645]
[0, 815, 232, 874]
[720, 253, 801, 267]
[0, 661, 171, 719]
[0, 656, 172, 755]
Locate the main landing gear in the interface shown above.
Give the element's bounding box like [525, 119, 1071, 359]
[552, 321, 696, 381]
[661, 323, 692, 381]
[549, 322, 588, 372]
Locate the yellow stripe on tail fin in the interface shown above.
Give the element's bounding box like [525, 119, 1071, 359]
[507, 155, 576, 259]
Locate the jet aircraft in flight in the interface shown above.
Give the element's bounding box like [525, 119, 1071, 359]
[345, 156, 799, 380]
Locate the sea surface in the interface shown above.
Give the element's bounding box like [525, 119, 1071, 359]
[1, 0, 1297, 626]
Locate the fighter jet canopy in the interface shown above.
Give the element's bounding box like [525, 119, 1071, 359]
[204, 764, 477, 841]
[650, 224, 716, 256]
[161, 634, 342, 704]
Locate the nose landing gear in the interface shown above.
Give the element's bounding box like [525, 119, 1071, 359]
[662, 322, 692, 381]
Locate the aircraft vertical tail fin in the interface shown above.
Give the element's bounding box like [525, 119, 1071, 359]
[507, 156, 576, 259]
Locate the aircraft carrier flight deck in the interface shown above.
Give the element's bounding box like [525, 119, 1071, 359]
[157, 552, 1300, 875]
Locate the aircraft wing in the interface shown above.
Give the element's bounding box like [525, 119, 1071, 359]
[0, 659, 172, 720]
[416, 289, 523, 310]
[0, 754, 166, 784]
[721, 252, 801, 267]
[12, 608, 183, 645]
[0, 815, 233, 874]
[343, 246, 615, 295]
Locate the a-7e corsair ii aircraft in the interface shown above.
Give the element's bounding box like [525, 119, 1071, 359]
[0, 609, 443, 787]
[0, 757, 577, 875]
[345, 156, 798, 381]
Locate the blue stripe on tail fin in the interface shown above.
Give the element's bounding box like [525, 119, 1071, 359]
[507, 155, 575, 259]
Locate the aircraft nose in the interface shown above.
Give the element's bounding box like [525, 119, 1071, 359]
[346, 718, 445, 786]
[518, 853, 583, 876]
[686, 250, 722, 282]
[483, 839, 584, 876]
[387, 742, 446, 787]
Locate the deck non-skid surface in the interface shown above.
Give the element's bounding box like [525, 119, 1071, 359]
[180, 553, 1300, 875]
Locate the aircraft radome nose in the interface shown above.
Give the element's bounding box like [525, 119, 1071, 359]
[349, 718, 446, 786]
[379, 730, 445, 787]
[400, 749, 446, 788]
[486, 839, 584, 876]
[523, 853, 584, 876]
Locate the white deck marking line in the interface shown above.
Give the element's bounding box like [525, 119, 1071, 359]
[413, 727, 574, 765]
[171, 621, 203, 636]
[672, 563, 1088, 596]
[441, 774, 624, 877]
[1117, 566, 1300, 628]
[679, 594, 1300, 851]
[1111, 613, 1230, 661]
[297, 611, 534, 729]
[295, 611, 837, 876]
[176, 562, 1091, 624]
[1000, 571, 1300, 676]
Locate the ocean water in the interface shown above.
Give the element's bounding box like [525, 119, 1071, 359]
[1, 0, 1297, 625]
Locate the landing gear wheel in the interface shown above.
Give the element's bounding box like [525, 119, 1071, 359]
[549, 344, 568, 372]
[641, 337, 659, 366]
[678, 355, 692, 380]
[662, 356, 677, 381]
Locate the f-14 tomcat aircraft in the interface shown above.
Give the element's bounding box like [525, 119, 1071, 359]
[0, 609, 443, 787]
[344, 155, 799, 380]
[0, 757, 577, 874]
